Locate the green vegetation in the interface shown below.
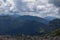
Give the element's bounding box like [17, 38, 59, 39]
[48, 28, 60, 36]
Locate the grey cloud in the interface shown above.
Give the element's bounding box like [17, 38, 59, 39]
[3, 0, 7, 2]
[13, 0, 36, 12]
[49, 0, 60, 7]
[10, 0, 59, 18]
[0, 0, 59, 18]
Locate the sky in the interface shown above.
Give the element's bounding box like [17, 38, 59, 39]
[0, 0, 60, 18]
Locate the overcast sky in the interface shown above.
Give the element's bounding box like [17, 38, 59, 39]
[0, 0, 60, 18]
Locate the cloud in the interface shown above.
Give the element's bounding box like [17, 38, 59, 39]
[48, 0, 60, 18]
[0, 0, 59, 19]
[49, 0, 60, 7]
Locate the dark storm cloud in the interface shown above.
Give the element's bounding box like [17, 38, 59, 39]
[3, 0, 6, 2]
[49, 0, 60, 7]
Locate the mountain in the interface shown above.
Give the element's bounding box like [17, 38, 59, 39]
[43, 17, 60, 34]
[47, 18, 60, 32]
[0, 15, 48, 35]
[44, 16, 57, 21]
[0, 15, 60, 35]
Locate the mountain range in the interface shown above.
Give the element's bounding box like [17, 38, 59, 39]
[0, 15, 60, 35]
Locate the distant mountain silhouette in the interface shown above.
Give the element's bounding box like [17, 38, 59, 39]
[44, 16, 56, 21]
